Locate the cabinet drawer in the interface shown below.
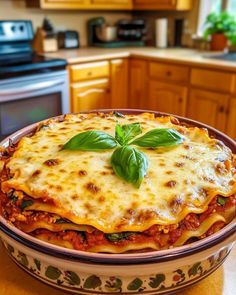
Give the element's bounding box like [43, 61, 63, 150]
[70, 61, 109, 82]
[191, 68, 234, 93]
[149, 62, 189, 83]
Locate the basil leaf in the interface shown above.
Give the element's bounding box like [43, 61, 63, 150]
[217, 196, 227, 206]
[131, 128, 184, 148]
[115, 123, 142, 146]
[106, 232, 134, 242]
[113, 111, 125, 118]
[63, 131, 117, 151]
[111, 146, 148, 188]
[20, 200, 33, 210]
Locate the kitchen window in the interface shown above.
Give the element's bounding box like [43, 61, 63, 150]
[197, 0, 236, 36]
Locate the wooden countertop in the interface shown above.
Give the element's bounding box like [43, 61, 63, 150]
[46, 47, 236, 71]
[0, 242, 235, 295]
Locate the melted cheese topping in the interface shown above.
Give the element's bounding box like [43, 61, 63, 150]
[2, 113, 236, 233]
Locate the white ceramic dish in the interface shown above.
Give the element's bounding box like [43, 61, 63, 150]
[0, 109, 235, 295]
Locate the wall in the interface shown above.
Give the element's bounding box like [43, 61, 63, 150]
[0, 0, 131, 46]
[0, 0, 200, 48]
[134, 0, 200, 47]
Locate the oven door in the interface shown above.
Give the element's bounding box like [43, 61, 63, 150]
[0, 70, 69, 139]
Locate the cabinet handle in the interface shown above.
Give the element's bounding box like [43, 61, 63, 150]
[87, 71, 92, 76]
[78, 88, 106, 98]
[166, 71, 172, 77]
[218, 106, 225, 113]
[178, 97, 183, 103]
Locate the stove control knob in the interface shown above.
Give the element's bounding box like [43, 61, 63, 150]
[11, 25, 16, 32]
[19, 25, 24, 32]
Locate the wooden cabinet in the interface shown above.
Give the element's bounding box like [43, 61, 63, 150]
[26, 0, 132, 9]
[129, 59, 147, 109]
[26, 0, 90, 9]
[148, 80, 187, 116]
[226, 97, 236, 139]
[110, 59, 129, 109]
[191, 68, 234, 93]
[71, 79, 110, 112]
[90, 0, 132, 9]
[187, 89, 229, 132]
[70, 61, 109, 82]
[133, 0, 192, 10]
[149, 62, 189, 84]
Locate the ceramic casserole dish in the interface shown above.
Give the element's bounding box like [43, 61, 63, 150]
[0, 109, 235, 295]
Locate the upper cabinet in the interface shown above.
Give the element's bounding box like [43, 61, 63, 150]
[26, 0, 191, 10]
[133, 0, 192, 10]
[90, 0, 132, 9]
[26, 0, 91, 9]
[26, 0, 133, 9]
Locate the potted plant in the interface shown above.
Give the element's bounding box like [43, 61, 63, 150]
[204, 11, 236, 51]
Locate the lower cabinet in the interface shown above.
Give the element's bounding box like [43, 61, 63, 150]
[187, 89, 229, 132]
[129, 59, 147, 109]
[148, 80, 187, 116]
[226, 97, 236, 139]
[71, 79, 110, 112]
[111, 59, 129, 109]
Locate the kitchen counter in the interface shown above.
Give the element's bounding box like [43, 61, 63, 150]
[0, 242, 235, 295]
[46, 47, 236, 71]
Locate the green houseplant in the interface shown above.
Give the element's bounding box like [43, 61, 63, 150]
[204, 11, 236, 51]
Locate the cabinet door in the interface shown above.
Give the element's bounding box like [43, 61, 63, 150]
[129, 59, 148, 109]
[90, 0, 132, 9]
[71, 79, 110, 112]
[148, 80, 187, 116]
[40, 0, 90, 8]
[226, 97, 236, 139]
[133, 0, 192, 10]
[134, 0, 175, 9]
[111, 59, 129, 109]
[187, 89, 229, 132]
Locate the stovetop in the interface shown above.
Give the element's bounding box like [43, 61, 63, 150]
[0, 53, 67, 79]
[0, 20, 67, 79]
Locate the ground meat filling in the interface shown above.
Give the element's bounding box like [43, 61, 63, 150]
[2, 189, 235, 251]
[0, 142, 235, 252]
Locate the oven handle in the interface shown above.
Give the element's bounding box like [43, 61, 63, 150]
[0, 79, 64, 97]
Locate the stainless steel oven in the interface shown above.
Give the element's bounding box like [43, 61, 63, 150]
[0, 70, 69, 139]
[0, 20, 69, 139]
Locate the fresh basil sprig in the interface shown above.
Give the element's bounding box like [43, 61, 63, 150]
[63, 131, 117, 151]
[131, 128, 184, 148]
[111, 146, 148, 188]
[115, 123, 142, 146]
[63, 117, 184, 187]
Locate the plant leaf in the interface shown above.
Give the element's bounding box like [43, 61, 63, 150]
[63, 131, 117, 151]
[131, 128, 184, 148]
[115, 123, 142, 146]
[111, 146, 148, 188]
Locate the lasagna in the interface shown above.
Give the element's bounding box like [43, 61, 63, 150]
[0, 112, 235, 253]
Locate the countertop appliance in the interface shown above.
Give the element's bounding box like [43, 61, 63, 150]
[0, 20, 69, 139]
[117, 19, 147, 42]
[58, 31, 80, 49]
[87, 17, 146, 48]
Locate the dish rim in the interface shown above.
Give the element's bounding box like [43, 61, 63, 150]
[0, 108, 235, 265]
